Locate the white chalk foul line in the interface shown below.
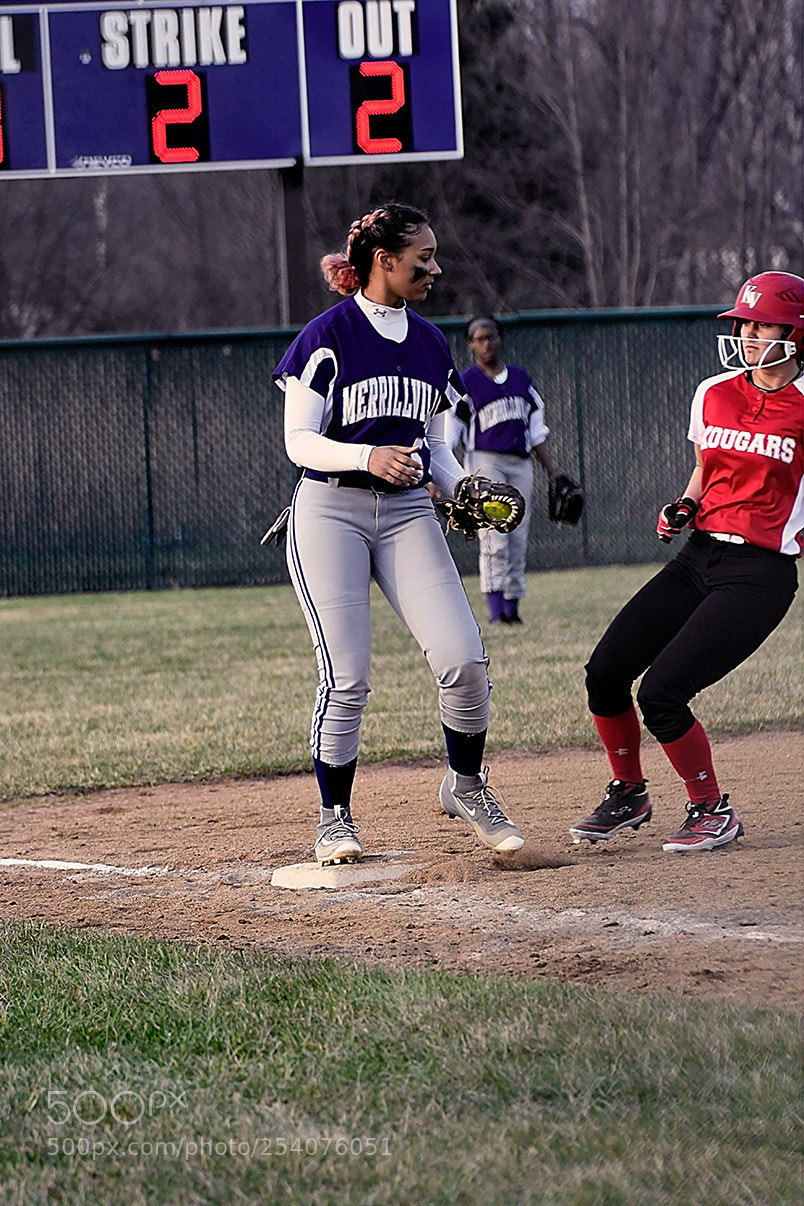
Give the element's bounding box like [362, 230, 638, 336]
[0, 858, 169, 877]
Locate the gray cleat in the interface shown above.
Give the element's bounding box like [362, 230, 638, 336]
[314, 806, 363, 866]
[440, 766, 525, 852]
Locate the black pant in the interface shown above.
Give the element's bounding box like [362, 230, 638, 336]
[585, 533, 798, 744]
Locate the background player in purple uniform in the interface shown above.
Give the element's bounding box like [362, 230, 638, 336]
[447, 317, 561, 624]
[274, 205, 525, 866]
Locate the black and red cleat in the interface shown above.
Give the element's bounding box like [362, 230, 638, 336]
[662, 794, 744, 852]
[570, 780, 651, 844]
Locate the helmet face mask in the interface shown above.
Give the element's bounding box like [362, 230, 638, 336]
[717, 330, 798, 371]
[717, 271, 804, 371]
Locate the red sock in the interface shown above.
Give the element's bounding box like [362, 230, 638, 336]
[660, 720, 720, 804]
[592, 706, 643, 783]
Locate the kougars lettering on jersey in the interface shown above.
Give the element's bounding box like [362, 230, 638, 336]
[702, 426, 796, 462]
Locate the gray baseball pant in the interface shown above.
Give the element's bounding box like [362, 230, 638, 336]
[467, 450, 533, 599]
[286, 477, 491, 765]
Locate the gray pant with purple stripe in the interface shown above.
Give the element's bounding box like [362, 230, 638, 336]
[467, 450, 534, 599]
[286, 477, 491, 766]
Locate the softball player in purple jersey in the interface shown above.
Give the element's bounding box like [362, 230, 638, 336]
[448, 317, 560, 624]
[274, 205, 524, 866]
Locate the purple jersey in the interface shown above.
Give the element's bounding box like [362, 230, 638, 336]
[275, 297, 465, 487]
[457, 364, 549, 457]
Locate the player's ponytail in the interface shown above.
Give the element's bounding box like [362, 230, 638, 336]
[320, 202, 429, 294]
[320, 253, 361, 296]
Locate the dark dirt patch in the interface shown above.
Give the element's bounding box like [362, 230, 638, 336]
[1, 731, 801, 1008]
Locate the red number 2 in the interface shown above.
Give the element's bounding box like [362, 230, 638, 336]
[151, 69, 202, 163]
[355, 61, 405, 154]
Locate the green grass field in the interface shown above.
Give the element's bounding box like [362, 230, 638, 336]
[0, 566, 801, 800]
[1, 568, 802, 1203]
[1, 924, 801, 1206]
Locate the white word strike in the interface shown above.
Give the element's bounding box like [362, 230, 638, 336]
[100, 6, 247, 70]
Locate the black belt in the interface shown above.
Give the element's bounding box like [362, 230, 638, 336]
[303, 468, 420, 494]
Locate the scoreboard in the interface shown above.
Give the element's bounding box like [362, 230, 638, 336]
[0, 0, 463, 176]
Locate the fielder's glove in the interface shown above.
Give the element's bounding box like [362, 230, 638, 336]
[436, 475, 526, 542]
[260, 505, 291, 548]
[657, 496, 698, 543]
[548, 474, 585, 525]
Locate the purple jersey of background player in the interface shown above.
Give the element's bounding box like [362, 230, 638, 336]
[450, 315, 560, 627]
[456, 363, 546, 458]
[275, 297, 462, 487]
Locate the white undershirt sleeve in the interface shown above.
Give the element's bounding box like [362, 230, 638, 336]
[443, 406, 467, 453]
[529, 385, 550, 446]
[283, 376, 372, 473]
[427, 411, 468, 496]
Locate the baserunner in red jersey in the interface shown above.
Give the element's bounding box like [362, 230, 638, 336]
[570, 271, 803, 852]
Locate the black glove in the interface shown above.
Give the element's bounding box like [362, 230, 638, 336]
[548, 474, 584, 525]
[657, 496, 699, 543]
[435, 476, 526, 542]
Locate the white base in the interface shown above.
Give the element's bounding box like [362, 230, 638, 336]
[270, 850, 419, 890]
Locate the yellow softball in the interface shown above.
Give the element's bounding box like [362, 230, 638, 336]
[482, 499, 511, 522]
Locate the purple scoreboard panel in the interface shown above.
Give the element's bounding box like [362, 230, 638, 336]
[301, 0, 462, 164]
[0, 0, 463, 177]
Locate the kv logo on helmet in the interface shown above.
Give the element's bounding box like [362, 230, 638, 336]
[717, 270, 804, 371]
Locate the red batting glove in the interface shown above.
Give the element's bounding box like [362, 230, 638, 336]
[657, 496, 699, 543]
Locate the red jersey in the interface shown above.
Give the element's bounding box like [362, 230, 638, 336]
[687, 369, 804, 556]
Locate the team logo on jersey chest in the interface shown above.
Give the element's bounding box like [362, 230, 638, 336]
[703, 425, 796, 462]
[341, 375, 439, 425]
[477, 395, 530, 431]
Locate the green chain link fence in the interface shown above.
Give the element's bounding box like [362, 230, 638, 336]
[0, 308, 720, 597]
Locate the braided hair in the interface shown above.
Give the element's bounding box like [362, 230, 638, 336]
[321, 203, 429, 295]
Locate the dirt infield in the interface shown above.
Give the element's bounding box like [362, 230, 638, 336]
[1, 730, 801, 1009]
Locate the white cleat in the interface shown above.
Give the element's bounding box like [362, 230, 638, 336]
[314, 806, 363, 866]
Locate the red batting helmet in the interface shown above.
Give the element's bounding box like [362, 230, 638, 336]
[717, 271, 804, 369]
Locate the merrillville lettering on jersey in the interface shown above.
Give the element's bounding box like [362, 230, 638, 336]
[341, 375, 440, 425]
[476, 396, 531, 432]
[100, 6, 248, 70]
